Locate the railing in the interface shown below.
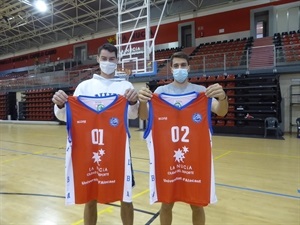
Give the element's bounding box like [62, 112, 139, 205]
[152, 44, 300, 79]
[0, 69, 94, 92]
[0, 44, 299, 92]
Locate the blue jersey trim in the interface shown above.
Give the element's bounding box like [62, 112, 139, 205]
[77, 94, 119, 114]
[143, 101, 153, 139]
[158, 91, 199, 110]
[207, 98, 213, 135]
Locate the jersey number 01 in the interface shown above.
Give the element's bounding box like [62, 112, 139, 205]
[91, 129, 104, 145]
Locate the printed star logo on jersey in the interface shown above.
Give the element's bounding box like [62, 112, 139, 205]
[92, 148, 105, 165]
[182, 146, 189, 153]
[173, 146, 189, 163]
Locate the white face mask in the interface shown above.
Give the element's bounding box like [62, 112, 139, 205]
[100, 61, 117, 75]
[173, 68, 188, 83]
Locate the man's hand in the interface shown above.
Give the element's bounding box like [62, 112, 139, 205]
[52, 90, 68, 108]
[138, 87, 153, 103]
[124, 88, 138, 105]
[205, 83, 226, 100]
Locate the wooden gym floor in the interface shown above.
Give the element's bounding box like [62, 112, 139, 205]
[0, 123, 299, 225]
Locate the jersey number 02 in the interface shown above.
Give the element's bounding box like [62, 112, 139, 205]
[171, 126, 189, 143]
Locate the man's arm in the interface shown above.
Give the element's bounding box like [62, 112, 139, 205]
[52, 90, 69, 122]
[127, 101, 139, 120]
[211, 95, 228, 116]
[54, 104, 66, 122]
[124, 88, 139, 119]
[138, 87, 153, 120]
[206, 83, 228, 116]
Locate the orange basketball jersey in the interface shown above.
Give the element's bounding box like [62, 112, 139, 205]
[144, 92, 217, 206]
[65, 95, 132, 205]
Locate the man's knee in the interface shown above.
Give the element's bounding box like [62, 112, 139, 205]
[85, 200, 97, 209]
[161, 203, 174, 211]
[190, 205, 204, 212]
[121, 201, 133, 209]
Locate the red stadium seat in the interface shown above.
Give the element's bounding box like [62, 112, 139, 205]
[226, 120, 235, 126]
[215, 120, 225, 126]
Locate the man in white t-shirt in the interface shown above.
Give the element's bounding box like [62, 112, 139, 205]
[52, 43, 138, 225]
[138, 52, 228, 225]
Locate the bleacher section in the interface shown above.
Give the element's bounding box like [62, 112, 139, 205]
[189, 37, 251, 71]
[281, 31, 300, 63]
[155, 47, 182, 76]
[20, 88, 56, 121]
[147, 73, 282, 136]
[0, 71, 28, 80]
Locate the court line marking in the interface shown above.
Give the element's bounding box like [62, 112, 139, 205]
[0, 192, 157, 215]
[1, 147, 298, 198]
[1, 148, 298, 201]
[2, 178, 297, 201]
[214, 151, 232, 160]
[133, 169, 149, 174]
[230, 150, 300, 159]
[0, 191, 156, 212]
[212, 149, 300, 159]
[2, 147, 299, 163]
[71, 189, 151, 225]
[145, 211, 160, 225]
[71, 206, 114, 225]
[0, 192, 65, 198]
[0, 139, 62, 149]
[216, 183, 300, 199]
[108, 202, 156, 215]
[1, 186, 299, 225]
[1, 150, 45, 164]
[0, 147, 300, 163]
[0, 147, 149, 162]
[0, 147, 65, 164]
[132, 156, 149, 161]
[0, 190, 158, 225]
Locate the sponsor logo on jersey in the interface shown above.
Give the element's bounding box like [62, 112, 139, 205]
[192, 113, 202, 123]
[110, 117, 119, 127]
[97, 103, 105, 111]
[174, 101, 182, 108]
[77, 120, 87, 123]
[158, 117, 168, 120]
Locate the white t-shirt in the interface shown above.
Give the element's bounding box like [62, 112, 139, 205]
[54, 74, 139, 122]
[154, 82, 216, 109]
[154, 82, 206, 94]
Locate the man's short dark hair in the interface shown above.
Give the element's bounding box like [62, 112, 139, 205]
[98, 43, 118, 58]
[170, 52, 190, 66]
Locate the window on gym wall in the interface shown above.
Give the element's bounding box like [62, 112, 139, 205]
[256, 21, 265, 38]
[178, 21, 195, 48]
[252, 10, 269, 38]
[181, 25, 192, 47]
[74, 44, 87, 63]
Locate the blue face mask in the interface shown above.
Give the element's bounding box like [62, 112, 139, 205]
[173, 68, 188, 83]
